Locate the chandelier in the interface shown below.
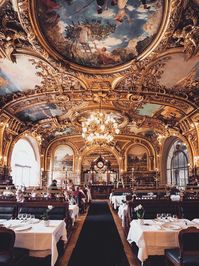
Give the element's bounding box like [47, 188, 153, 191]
[82, 111, 120, 145]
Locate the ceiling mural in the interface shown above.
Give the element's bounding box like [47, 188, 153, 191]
[0, 55, 42, 96]
[159, 52, 199, 89]
[137, 103, 162, 117]
[0, 1, 199, 153]
[54, 127, 76, 137]
[34, 0, 164, 68]
[154, 106, 183, 120]
[15, 103, 63, 123]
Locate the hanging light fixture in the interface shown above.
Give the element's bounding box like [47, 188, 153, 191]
[82, 110, 120, 145]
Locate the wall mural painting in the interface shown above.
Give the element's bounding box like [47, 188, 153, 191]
[53, 145, 74, 182]
[0, 56, 42, 96]
[153, 106, 183, 128]
[16, 103, 63, 123]
[37, 0, 164, 68]
[127, 144, 148, 171]
[159, 53, 199, 89]
[54, 127, 75, 136]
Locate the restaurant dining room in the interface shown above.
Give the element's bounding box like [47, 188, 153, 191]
[0, 0, 199, 265]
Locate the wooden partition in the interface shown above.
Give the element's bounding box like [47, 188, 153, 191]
[0, 199, 72, 236]
[128, 199, 181, 220]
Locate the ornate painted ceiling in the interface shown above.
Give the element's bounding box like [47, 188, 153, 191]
[0, 0, 199, 153]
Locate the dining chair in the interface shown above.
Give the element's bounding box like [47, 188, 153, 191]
[0, 227, 15, 266]
[165, 226, 199, 266]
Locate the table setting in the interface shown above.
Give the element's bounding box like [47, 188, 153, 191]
[0, 218, 67, 266]
[127, 215, 199, 264]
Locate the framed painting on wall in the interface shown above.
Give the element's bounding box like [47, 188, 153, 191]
[52, 145, 74, 183]
[127, 144, 148, 171]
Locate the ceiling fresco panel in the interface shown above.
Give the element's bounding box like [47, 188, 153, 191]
[0, 55, 42, 96]
[34, 0, 164, 69]
[159, 52, 199, 89]
[15, 103, 63, 123]
[137, 103, 162, 117]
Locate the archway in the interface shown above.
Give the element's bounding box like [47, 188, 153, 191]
[10, 137, 40, 187]
[81, 147, 119, 185]
[163, 137, 190, 187]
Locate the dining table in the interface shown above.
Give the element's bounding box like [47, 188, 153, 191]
[127, 218, 198, 264]
[2, 219, 67, 266]
[109, 193, 126, 209]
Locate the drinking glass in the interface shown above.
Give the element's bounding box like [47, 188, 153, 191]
[161, 213, 166, 221]
[26, 214, 31, 221]
[166, 213, 171, 221]
[18, 214, 23, 221]
[22, 213, 27, 221]
[172, 214, 177, 221]
[156, 213, 161, 221]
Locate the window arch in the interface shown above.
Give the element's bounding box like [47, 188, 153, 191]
[11, 138, 40, 187]
[52, 145, 74, 184]
[166, 140, 189, 187]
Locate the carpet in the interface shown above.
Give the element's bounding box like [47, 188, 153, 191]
[68, 201, 130, 266]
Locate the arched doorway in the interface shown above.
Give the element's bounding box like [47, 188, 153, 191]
[81, 147, 119, 185]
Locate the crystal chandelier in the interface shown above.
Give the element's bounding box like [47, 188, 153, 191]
[82, 111, 120, 145]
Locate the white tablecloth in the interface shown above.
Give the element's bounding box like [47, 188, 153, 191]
[109, 194, 126, 209]
[4, 220, 67, 266]
[127, 219, 197, 263]
[118, 203, 129, 227]
[69, 204, 79, 225]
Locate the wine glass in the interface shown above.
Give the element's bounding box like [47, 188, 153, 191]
[166, 213, 171, 221]
[161, 213, 166, 221]
[26, 214, 31, 222]
[31, 214, 35, 220]
[156, 213, 161, 221]
[22, 213, 27, 221]
[18, 213, 23, 221]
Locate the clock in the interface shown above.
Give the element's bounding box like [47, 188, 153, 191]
[97, 161, 104, 168]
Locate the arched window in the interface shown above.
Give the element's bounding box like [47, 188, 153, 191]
[166, 141, 189, 187]
[11, 138, 40, 187]
[52, 145, 74, 184]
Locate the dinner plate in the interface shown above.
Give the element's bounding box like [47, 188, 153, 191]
[29, 218, 40, 224]
[15, 225, 32, 231]
[162, 223, 181, 230]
